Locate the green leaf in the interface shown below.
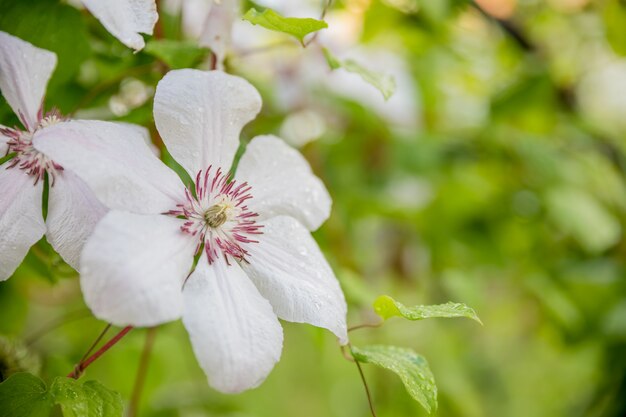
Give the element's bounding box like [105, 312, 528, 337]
[323, 48, 341, 69]
[373, 295, 482, 324]
[0, 373, 123, 417]
[144, 40, 209, 69]
[242, 8, 327, 45]
[322, 48, 396, 100]
[351, 345, 437, 413]
[0, 373, 52, 417]
[603, 0, 626, 56]
[51, 378, 123, 417]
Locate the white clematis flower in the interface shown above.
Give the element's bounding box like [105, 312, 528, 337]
[80, 0, 158, 51]
[0, 31, 109, 280]
[34, 69, 348, 393]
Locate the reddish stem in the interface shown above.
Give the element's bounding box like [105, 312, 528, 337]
[68, 326, 133, 379]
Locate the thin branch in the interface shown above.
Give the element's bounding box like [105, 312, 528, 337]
[154, 0, 165, 40]
[79, 323, 112, 364]
[128, 327, 158, 417]
[320, 0, 332, 19]
[340, 345, 355, 362]
[469, 0, 579, 112]
[349, 345, 378, 417]
[303, 0, 333, 47]
[348, 321, 383, 333]
[469, 0, 533, 51]
[209, 52, 218, 70]
[68, 326, 133, 379]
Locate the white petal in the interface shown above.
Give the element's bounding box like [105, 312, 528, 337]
[0, 168, 45, 281]
[242, 216, 348, 344]
[80, 211, 196, 326]
[81, 0, 157, 51]
[154, 69, 261, 177]
[198, 0, 239, 69]
[115, 121, 160, 156]
[182, 256, 283, 393]
[45, 171, 108, 271]
[181, 0, 213, 40]
[33, 120, 185, 214]
[237, 135, 331, 231]
[0, 31, 56, 130]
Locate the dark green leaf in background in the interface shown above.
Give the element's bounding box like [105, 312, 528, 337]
[144, 40, 209, 69]
[0, 373, 51, 417]
[0, 0, 91, 88]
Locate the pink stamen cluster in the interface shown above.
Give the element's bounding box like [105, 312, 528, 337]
[1, 109, 64, 185]
[167, 166, 263, 265]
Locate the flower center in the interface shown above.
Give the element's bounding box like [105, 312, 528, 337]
[167, 166, 262, 265]
[203, 195, 241, 228]
[1, 111, 64, 185]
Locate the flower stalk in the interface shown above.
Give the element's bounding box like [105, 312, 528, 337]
[67, 325, 133, 379]
[128, 327, 158, 417]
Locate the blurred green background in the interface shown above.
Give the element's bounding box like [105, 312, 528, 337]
[1, 0, 626, 415]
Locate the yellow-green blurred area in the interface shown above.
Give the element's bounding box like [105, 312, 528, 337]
[1, 0, 626, 415]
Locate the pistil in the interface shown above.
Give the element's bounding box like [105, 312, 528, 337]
[1, 110, 65, 185]
[167, 165, 262, 264]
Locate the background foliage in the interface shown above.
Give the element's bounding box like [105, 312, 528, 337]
[1, 0, 625, 416]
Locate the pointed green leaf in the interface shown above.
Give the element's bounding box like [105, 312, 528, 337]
[242, 8, 327, 45]
[351, 345, 437, 413]
[323, 48, 341, 69]
[0, 373, 52, 417]
[373, 295, 482, 324]
[323, 48, 396, 100]
[0, 373, 123, 417]
[51, 378, 123, 417]
[144, 40, 209, 69]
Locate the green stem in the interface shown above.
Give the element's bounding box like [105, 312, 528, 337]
[349, 344, 378, 417]
[128, 327, 158, 417]
[348, 321, 383, 333]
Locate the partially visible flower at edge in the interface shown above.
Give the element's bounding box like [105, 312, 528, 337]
[34, 69, 349, 393]
[78, 0, 158, 51]
[162, 0, 240, 68]
[0, 31, 110, 280]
